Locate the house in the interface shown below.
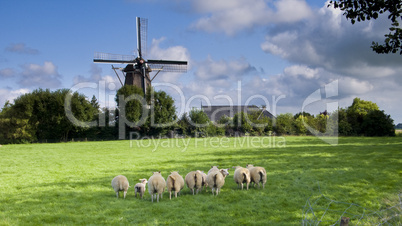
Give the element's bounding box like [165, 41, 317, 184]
[201, 105, 276, 122]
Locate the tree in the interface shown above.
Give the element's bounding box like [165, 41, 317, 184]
[233, 112, 252, 135]
[274, 113, 295, 135]
[177, 113, 191, 136]
[0, 89, 97, 143]
[361, 110, 395, 136]
[329, 0, 402, 54]
[346, 98, 379, 135]
[115, 85, 146, 124]
[145, 90, 177, 136]
[336, 108, 353, 136]
[188, 108, 210, 136]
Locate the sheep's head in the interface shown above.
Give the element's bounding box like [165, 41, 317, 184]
[140, 179, 148, 184]
[220, 168, 230, 177]
[153, 171, 161, 175]
[246, 164, 254, 168]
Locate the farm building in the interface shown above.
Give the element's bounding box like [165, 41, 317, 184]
[201, 105, 276, 122]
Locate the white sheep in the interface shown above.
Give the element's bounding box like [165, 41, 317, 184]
[166, 171, 185, 199]
[134, 179, 148, 199]
[111, 175, 130, 199]
[185, 171, 203, 195]
[246, 164, 267, 189]
[233, 166, 251, 190]
[207, 165, 219, 175]
[148, 171, 166, 202]
[206, 168, 229, 195]
[198, 170, 208, 192]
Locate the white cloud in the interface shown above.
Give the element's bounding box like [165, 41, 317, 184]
[274, 0, 312, 23]
[19, 61, 62, 88]
[0, 88, 30, 109]
[194, 56, 256, 82]
[148, 37, 191, 83]
[190, 0, 312, 35]
[339, 77, 373, 95]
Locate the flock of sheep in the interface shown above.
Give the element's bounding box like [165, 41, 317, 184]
[111, 164, 267, 202]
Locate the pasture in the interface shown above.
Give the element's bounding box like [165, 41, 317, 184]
[0, 136, 401, 225]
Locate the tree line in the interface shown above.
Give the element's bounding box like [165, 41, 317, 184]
[0, 87, 396, 144]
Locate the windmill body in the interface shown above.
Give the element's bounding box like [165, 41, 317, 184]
[93, 17, 187, 95]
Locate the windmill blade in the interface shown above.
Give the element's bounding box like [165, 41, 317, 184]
[147, 59, 187, 73]
[136, 17, 148, 58]
[93, 52, 136, 64]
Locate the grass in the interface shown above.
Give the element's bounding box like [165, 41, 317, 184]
[0, 136, 401, 225]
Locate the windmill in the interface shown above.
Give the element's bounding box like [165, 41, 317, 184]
[93, 17, 187, 95]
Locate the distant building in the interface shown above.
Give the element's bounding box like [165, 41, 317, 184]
[395, 123, 402, 129]
[201, 105, 276, 122]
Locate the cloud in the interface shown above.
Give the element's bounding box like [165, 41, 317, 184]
[190, 0, 312, 35]
[73, 64, 120, 85]
[147, 37, 191, 83]
[260, 2, 402, 79]
[0, 68, 15, 78]
[5, 43, 39, 55]
[0, 88, 30, 109]
[194, 56, 256, 82]
[18, 61, 62, 88]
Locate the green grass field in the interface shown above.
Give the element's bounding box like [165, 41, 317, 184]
[0, 136, 401, 225]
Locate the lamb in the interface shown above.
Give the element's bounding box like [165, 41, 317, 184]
[134, 179, 148, 199]
[185, 171, 203, 195]
[111, 175, 130, 199]
[233, 166, 251, 190]
[166, 171, 185, 199]
[206, 168, 230, 195]
[246, 164, 267, 189]
[148, 171, 166, 202]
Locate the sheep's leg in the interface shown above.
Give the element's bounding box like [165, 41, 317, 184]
[123, 191, 127, 199]
[169, 191, 172, 200]
[246, 182, 249, 190]
[151, 193, 154, 202]
[211, 188, 215, 195]
[241, 183, 243, 190]
[192, 188, 194, 195]
[175, 191, 178, 198]
[157, 194, 160, 203]
[116, 192, 119, 198]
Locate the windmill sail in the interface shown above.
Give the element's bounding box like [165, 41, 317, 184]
[93, 52, 135, 64]
[147, 59, 187, 73]
[137, 17, 148, 58]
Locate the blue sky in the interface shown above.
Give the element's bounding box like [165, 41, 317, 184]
[1, 0, 401, 123]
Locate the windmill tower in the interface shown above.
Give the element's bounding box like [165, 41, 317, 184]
[93, 17, 187, 95]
